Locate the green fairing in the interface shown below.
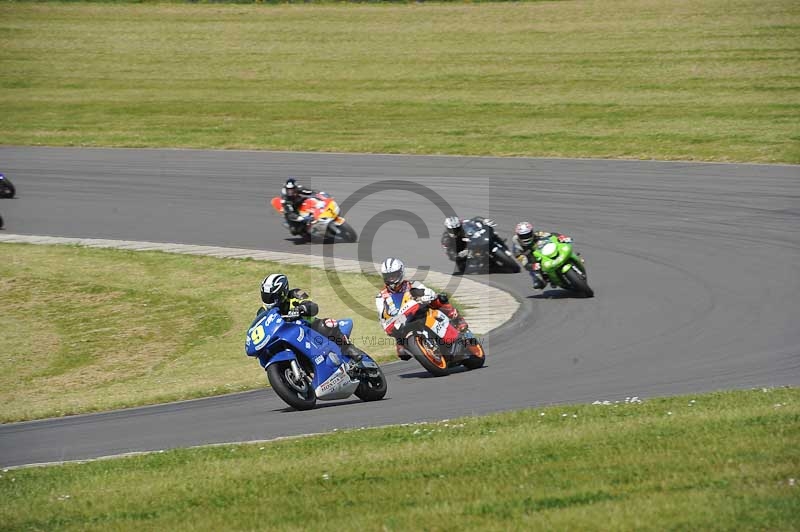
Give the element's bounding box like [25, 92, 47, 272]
[532, 235, 592, 297]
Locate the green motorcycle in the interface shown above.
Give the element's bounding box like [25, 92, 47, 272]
[532, 234, 593, 298]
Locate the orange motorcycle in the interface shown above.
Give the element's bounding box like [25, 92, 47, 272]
[271, 192, 357, 243]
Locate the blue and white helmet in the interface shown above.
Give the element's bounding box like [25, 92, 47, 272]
[380, 257, 405, 292]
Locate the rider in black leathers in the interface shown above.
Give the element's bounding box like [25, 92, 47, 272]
[279, 178, 318, 236]
[440, 215, 497, 263]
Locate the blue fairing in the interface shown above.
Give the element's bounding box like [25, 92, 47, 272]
[263, 349, 297, 368]
[244, 308, 364, 391]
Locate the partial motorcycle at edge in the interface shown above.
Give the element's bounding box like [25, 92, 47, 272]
[0, 173, 15, 199]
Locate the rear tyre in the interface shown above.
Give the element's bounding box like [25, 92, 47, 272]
[408, 334, 449, 377]
[565, 266, 594, 298]
[355, 366, 387, 402]
[494, 249, 521, 273]
[266, 361, 317, 410]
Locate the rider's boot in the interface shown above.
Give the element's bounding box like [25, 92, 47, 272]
[395, 342, 412, 360]
[342, 343, 364, 363]
[531, 271, 545, 289]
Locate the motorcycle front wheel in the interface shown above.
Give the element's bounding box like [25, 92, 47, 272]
[267, 361, 317, 410]
[323, 221, 358, 244]
[565, 266, 594, 298]
[335, 221, 358, 243]
[408, 334, 449, 377]
[461, 338, 486, 370]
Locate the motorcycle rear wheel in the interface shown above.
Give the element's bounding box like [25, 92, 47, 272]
[354, 366, 387, 401]
[565, 266, 594, 298]
[408, 335, 449, 377]
[267, 361, 317, 410]
[493, 248, 521, 273]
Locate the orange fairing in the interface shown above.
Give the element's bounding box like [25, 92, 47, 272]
[298, 195, 341, 221]
[270, 197, 283, 213]
[424, 310, 438, 329]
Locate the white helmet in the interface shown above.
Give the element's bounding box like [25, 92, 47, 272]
[444, 216, 462, 232]
[380, 257, 405, 292]
[515, 221, 535, 247]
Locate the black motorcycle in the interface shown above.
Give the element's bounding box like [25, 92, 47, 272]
[0, 173, 15, 199]
[454, 219, 521, 274]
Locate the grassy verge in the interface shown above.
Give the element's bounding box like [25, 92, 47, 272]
[1, 0, 798, 163]
[1, 387, 797, 530]
[0, 243, 401, 423]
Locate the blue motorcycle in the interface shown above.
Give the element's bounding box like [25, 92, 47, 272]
[245, 308, 387, 410]
[0, 173, 15, 199]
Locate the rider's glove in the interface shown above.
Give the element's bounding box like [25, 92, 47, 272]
[483, 218, 497, 228]
[457, 249, 469, 258]
[287, 305, 306, 319]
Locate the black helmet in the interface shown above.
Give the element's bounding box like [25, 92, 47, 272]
[284, 178, 300, 198]
[261, 273, 289, 308]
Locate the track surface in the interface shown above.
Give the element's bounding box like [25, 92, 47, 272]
[1, 147, 798, 467]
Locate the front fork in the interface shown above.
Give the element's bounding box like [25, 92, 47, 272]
[290, 359, 309, 384]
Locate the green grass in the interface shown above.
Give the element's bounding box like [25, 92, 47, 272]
[1, 0, 798, 162]
[0, 243, 401, 423]
[1, 388, 798, 531]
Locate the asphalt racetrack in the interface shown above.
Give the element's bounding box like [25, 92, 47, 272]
[1, 147, 798, 467]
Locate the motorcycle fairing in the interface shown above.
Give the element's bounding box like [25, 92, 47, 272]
[314, 365, 359, 400]
[245, 308, 359, 398]
[424, 308, 459, 343]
